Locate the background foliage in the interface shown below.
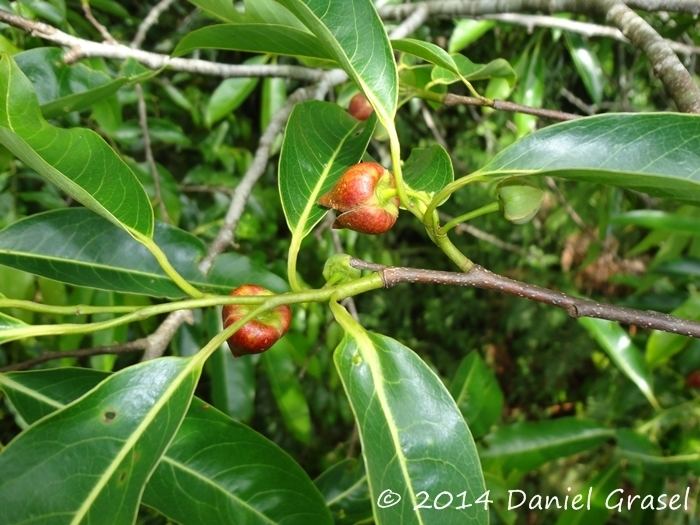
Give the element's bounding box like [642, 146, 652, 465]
[0, 1, 699, 524]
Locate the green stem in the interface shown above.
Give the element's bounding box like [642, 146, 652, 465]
[425, 171, 487, 222]
[132, 231, 204, 299]
[287, 234, 303, 292]
[440, 202, 500, 234]
[0, 299, 141, 316]
[0, 274, 385, 344]
[387, 125, 421, 220]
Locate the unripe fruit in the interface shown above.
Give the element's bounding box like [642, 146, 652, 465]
[348, 93, 374, 121]
[318, 162, 399, 235]
[497, 182, 544, 224]
[222, 284, 291, 357]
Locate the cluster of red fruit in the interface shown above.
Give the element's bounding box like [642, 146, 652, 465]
[224, 94, 393, 357]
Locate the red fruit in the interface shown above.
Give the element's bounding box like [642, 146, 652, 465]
[222, 284, 291, 357]
[348, 93, 374, 121]
[318, 162, 399, 235]
[687, 370, 700, 389]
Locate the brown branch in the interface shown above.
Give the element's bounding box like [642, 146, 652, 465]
[594, 0, 700, 113]
[349, 258, 700, 338]
[443, 93, 581, 121]
[0, 10, 324, 81]
[0, 340, 149, 372]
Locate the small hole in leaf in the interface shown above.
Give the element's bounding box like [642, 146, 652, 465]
[118, 471, 127, 483]
[103, 410, 117, 422]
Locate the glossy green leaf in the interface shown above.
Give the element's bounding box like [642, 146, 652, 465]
[403, 144, 454, 193]
[646, 294, 700, 367]
[261, 75, 287, 130]
[279, 100, 375, 238]
[0, 208, 286, 299]
[315, 458, 372, 525]
[448, 20, 495, 53]
[431, 54, 516, 87]
[174, 23, 331, 59]
[615, 429, 700, 475]
[334, 331, 488, 525]
[0, 356, 202, 524]
[189, 0, 242, 22]
[262, 337, 312, 444]
[0, 367, 334, 525]
[579, 318, 660, 408]
[611, 210, 700, 235]
[482, 113, 700, 203]
[392, 38, 457, 72]
[0, 54, 153, 236]
[564, 33, 604, 105]
[205, 56, 267, 127]
[512, 42, 543, 136]
[481, 418, 613, 472]
[449, 353, 503, 438]
[15, 48, 141, 118]
[276, 0, 398, 123]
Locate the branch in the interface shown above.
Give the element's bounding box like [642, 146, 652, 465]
[443, 93, 581, 121]
[349, 259, 700, 338]
[0, 340, 148, 372]
[131, 0, 178, 48]
[380, 1, 700, 112]
[0, 10, 324, 81]
[481, 13, 700, 56]
[594, 0, 700, 113]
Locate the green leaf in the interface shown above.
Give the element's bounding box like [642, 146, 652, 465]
[403, 144, 454, 193]
[392, 38, 458, 72]
[448, 20, 495, 53]
[334, 331, 488, 525]
[15, 48, 141, 118]
[279, 100, 375, 238]
[275, 0, 398, 123]
[449, 353, 503, 438]
[0, 367, 334, 525]
[579, 318, 660, 409]
[512, 42, 544, 136]
[482, 113, 700, 203]
[315, 458, 372, 525]
[262, 337, 312, 444]
[175, 23, 331, 59]
[261, 75, 287, 130]
[431, 54, 516, 87]
[0, 208, 286, 299]
[611, 210, 700, 236]
[189, 0, 243, 22]
[646, 294, 700, 367]
[564, 33, 604, 105]
[205, 56, 267, 127]
[0, 54, 153, 236]
[481, 418, 613, 472]
[0, 356, 202, 524]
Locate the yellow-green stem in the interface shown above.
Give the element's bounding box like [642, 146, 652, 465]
[287, 234, 303, 292]
[0, 274, 385, 344]
[133, 232, 205, 299]
[0, 300, 141, 316]
[440, 202, 500, 234]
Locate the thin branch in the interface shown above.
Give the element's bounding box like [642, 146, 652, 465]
[0, 10, 324, 81]
[349, 258, 700, 338]
[135, 83, 170, 223]
[480, 13, 700, 56]
[0, 340, 149, 372]
[131, 0, 178, 48]
[443, 93, 581, 121]
[594, 0, 700, 113]
[379, 0, 700, 17]
[81, 0, 117, 44]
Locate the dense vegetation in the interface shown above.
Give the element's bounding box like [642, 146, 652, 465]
[0, 1, 699, 524]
